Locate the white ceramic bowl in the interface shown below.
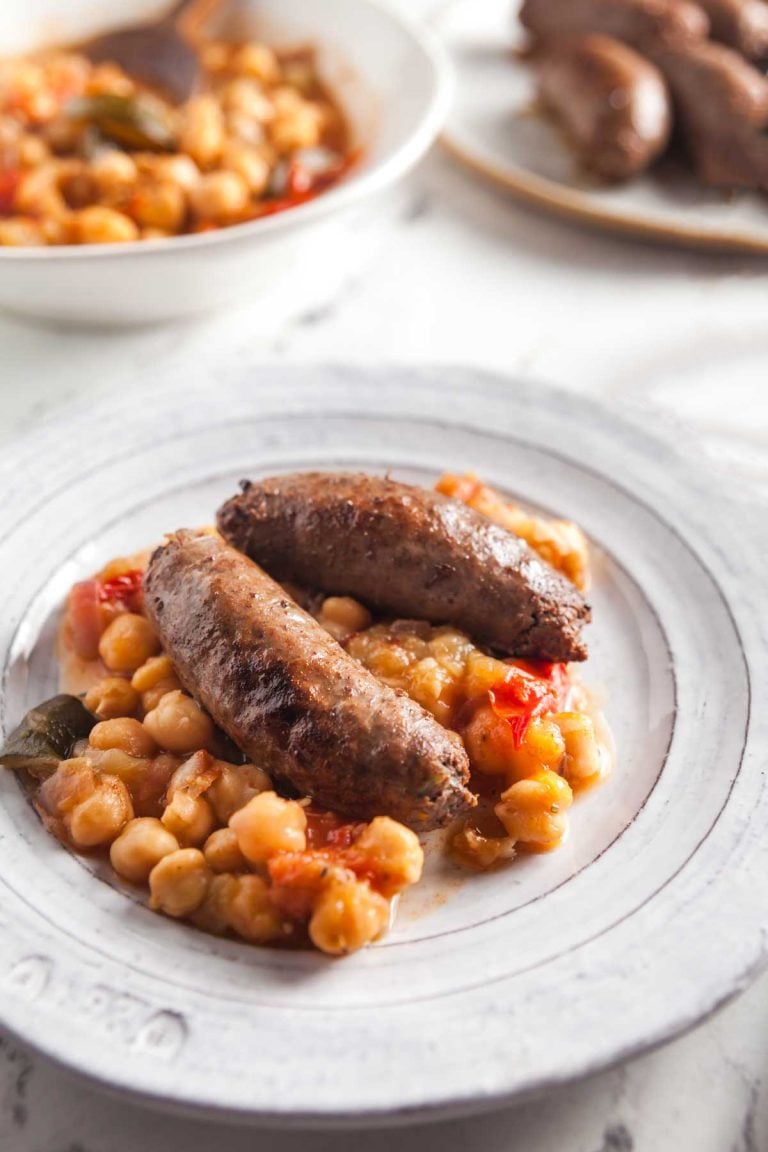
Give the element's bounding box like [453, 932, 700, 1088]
[0, 0, 452, 325]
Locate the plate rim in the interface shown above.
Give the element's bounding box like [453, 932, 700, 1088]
[0, 365, 766, 1126]
[437, 0, 768, 255]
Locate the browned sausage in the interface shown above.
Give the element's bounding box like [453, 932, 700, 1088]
[520, 0, 710, 48]
[144, 531, 474, 831]
[537, 35, 672, 180]
[652, 39, 768, 187]
[694, 0, 768, 60]
[216, 473, 590, 662]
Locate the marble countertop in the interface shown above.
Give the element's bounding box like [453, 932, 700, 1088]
[1, 1, 767, 1146]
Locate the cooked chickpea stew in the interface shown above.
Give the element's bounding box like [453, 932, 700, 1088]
[0, 35, 356, 246]
[1, 474, 612, 957]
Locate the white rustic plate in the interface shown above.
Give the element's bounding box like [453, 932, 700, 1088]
[439, 0, 768, 253]
[0, 366, 766, 1126]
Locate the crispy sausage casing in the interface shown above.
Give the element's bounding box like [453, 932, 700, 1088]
[652, 39, 768, 188]
[217, 472, 590, 662]
[694, 0, 768, 60]
[538, 34, 672, 180]
[144, 531, 474, 830]
[520, 0, 709, 49]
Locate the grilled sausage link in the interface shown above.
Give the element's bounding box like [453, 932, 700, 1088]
[652, 39, 768, 187]
[520, 0, 710, 49]
[217, 473, 590, 662]
[144, 531, 474, 831]
[694, 0, 768, 60]
[538, 35, 672, 179]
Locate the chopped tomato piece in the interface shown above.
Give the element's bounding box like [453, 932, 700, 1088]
[489, 661, 569, 748]
[0, 170, 20, 216]
[67, 580, 103, 660]
[304, 807, 363, 850]
[249, 149, 361, 220]
[96, 569, 143, 609]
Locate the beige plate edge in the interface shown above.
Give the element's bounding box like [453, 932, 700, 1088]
[436, 0, 768, 257]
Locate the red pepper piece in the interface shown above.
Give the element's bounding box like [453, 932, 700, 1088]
[488, 661, 569, 748]
[0, 170, 20, 216]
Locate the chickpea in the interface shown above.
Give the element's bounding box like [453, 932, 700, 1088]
[225, 109, 269, 148]
[229, 791, 306, 865]
[18, 135, 49, 167]
[463, 652, 515, 699]
[40, 215, 72, 245]
[43, 114, 84, 155]
[354, 817, 424, 897]
[463, 707, 565, 782]
[179, 95, 225, 168]
[46, 53, 90, 98]
[309, 877, 389, 956]
[230, 42, 281, 84]
[408, 657, 457, 725]
[143, 690, 214, 755]
[220, 79, 274, 119]
[68, 775, 134, 848]
[129, 179, 187, 232]
[506, 718, 566, 782]
[554, 712, 605, 789]
[161, 791, 215, 848]
[0, 218, 45, 246]
[208, 762, 271, 823]
[74, 205, 139, 244]
[84, 677, 140, 720]
[141, 679, 181, 712]
[317, 596, 372, 642]
[131, 655, 181, 708]
[110, 817, 179, 883]
[15, 163, 68, 218]
[89, 717, 157, 759]
[129, 752, 180, 818]
[452, 823, 517, 871]
[226, 874, 285, 944]
[495, 769, 573, 851]
[192, 872, 238, 933]
[150, 154, 200, 192]
[200, 42, 232, 74]
[24, 89, 59, 125]
[86, 63, 134, 98]
[203, 827, 248, 873]
[85, 747, 152, 796]
[149, 848, 211, 918]
[38, 757, 96, 817]
[269, 98, 323, 153]
[189, 170, 249, 223]
[90, 150, 138, 199]
[98, 613, 160, 672]
[220, 141, 270, 195]
[427, 628, 474, 678]
[462, 703, 516, 777]
[3, 60, 45, 99]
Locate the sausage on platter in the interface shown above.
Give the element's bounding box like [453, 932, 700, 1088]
[519, 0, 710, 49]
[537, 34, 672, 179]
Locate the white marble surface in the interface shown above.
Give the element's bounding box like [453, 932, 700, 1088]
[1, 0, 768, 1146]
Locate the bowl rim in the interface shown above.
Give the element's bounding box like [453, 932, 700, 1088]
[0, 0, 454, 262]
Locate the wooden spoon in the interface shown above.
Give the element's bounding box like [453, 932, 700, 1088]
[81, 0, 222, 104]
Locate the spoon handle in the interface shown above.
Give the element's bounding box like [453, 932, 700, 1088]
[162, 0, 222, 26]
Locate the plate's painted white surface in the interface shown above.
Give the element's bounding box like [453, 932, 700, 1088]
[440, 0, 768, 252]
[0, 366, 765, 1124]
